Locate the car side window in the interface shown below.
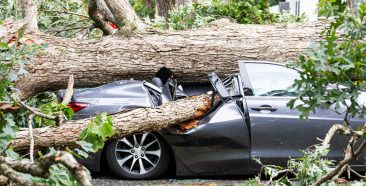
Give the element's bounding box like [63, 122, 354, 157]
[244, 63, 299, 96]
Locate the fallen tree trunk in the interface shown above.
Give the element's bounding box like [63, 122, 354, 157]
[11, 94, 211, 151]
[14, 20, 324, 98]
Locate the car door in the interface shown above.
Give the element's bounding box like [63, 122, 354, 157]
[162, 73, 253, 176]
[239, 61, 364, 165]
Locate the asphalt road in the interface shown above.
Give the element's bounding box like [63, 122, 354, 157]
[91, 178, 250, 186]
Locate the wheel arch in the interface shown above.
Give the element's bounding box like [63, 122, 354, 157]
[155, 131, 177, 176]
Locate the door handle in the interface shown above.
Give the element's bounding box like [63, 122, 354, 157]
[250, 105, 278, 112]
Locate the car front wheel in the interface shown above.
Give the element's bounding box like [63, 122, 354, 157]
[105, 132, 170, 179]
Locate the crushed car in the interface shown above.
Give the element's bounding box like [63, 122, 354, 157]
[59, 61, 366, 179]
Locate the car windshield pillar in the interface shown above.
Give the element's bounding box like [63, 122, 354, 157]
[208, 72, 231, 99]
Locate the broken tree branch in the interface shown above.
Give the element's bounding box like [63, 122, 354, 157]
[12, 95, 56, 120]
[61, 75, 74, 105]
[88, 0, 116, 35]
[0, 175, 9, 186]
[28, 114, 35, 163]
[0, 151, 91, 186]
[11, 94, 211, 151]
[39, 10, 89, 18]
[313, 133, 366, 186]
[0, 163, 45, 186]
[321, 124, 352, 147]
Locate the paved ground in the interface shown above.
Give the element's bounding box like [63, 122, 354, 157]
[91, 178, 250, 186]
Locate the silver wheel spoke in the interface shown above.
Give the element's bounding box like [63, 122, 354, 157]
[143, 156, 156, 167]
[120, 138, 133, 148]
[140, 132, 148, 145]
[144, 139, 157, 149]
[117, 155, 132, 167]
[139, 159, 147, 174]
[130, 157, 137, 172]
[145, 149, 161, 157]
[133, 135, 138, 146]
[116, 149, 132, 153]
[116, 132, 161, 175]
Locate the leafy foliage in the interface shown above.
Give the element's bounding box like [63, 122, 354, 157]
[34, 100, 74, 127]
[79, 112, 114, 155]
[0, 0, 22, 20]
[37, 0, 102, 38]
[253, 145, 333, 185]
[0, 113, 17, 149]
[0, 23, 94, 184]
[287, 0, 366, 120]
[34, 147, 91, 186]
[0, 0, 101, 38]
[273, 11, 307, 23]
[252, 1, 366, 185]
[0, 31, 42, 102]
[288, 145, 333, 185]
[133, 0, 155, 18]
[0, 30, 41, 150]
[145, 0, 304, 30]
[318, 0, 348, 17]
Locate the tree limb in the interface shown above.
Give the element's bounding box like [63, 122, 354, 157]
[0, 163, 46, 186]
[0, 175, 9, 186]
[20, 0, 39, 33]
[28, 114, 35, 163]
[88, 0, 116, 35]
[103, 0, 147, 34]
[12, 95, 56, 120]
[321, 124, 354, 147]
[1, 151, 91, 186]
[61, 75, 74, 105]
[313, 138, 366, 186]
[39, 10, 89, 18]
[11, 94, 211, 151]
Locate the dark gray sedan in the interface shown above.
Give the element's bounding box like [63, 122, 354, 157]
[62, 61, 366, 179]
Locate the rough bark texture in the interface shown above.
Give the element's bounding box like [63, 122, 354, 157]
[145, 0, 155, 11]
[0, 151, 91, 186]
[104, 0, 146, 32]
[15, 20, 324, 98]
[89, 0, 116, 35]
[20, 0, 39, 33]
[11, 95, 211, 151]
[157, 0, 175, 18]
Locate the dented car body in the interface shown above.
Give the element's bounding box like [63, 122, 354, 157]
[65, 61, 366, 178]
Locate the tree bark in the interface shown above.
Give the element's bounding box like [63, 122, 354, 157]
[20, 0, 39, 33]
[88, 0, 116, 35]
[156, 0, 175, 19]
[14, 20, 324, 99]
[104, 0, 146, 32]
[11, 95, 211, 151]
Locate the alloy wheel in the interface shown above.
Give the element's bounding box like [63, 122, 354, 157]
[114, 132, 161, 175]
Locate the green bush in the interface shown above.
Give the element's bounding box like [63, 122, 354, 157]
[146, 0, 304, 30]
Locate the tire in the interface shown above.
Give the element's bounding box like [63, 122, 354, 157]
[105, 132, 171, 179]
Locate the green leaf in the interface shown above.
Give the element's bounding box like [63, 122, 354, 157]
[75, 149, 88, 159]
[0, 42, 9, 50]
[63, 107, 74, 120]
[76, 140, 94, 152]
[5, 147, 20, 160]
[66, 147, 83, 159]
[79, 113, 114, 153]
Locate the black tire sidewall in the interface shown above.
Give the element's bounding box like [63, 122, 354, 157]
[105, 133, 171, 179]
